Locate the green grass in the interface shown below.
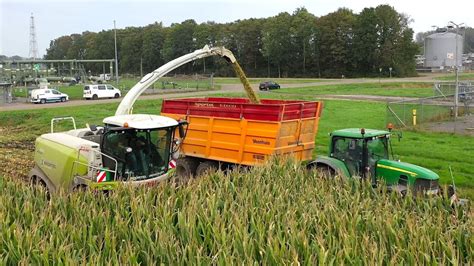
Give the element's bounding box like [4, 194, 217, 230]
[437, 72, 474, 81]
[0, 161, 472, 264]
[214, 77, 331, 84]
[275, 82, 434, 98]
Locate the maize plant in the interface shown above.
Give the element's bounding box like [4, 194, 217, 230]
[0, 157, 471, 264]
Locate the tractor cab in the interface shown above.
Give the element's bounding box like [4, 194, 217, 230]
[330, 128, 389, 178]
[327, 128, 440, 195]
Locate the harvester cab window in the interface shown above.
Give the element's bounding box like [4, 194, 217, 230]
[102, 128, 173, 181]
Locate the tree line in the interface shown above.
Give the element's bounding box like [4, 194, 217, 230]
[45, 5, 419, 78]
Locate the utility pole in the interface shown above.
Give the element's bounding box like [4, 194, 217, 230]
[448, 21, 464, 118]
[114, 20, 119, 84]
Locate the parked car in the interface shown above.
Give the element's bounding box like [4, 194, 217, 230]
[83, 84, 121, 100]
[259, 81, 280, 91]
[30, 88, 69, 104]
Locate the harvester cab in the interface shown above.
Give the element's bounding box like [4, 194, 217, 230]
[100, 114, 185, 181]
[312, 128, 441, 196]
[29, 45, 239, 195]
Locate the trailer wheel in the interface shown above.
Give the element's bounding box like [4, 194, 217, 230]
[196, 160, 219, 177]
[175, 157, 199, 183]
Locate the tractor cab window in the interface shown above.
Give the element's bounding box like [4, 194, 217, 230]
[332, 137, 364, 176]
[102, 127, 173, 181]
[365, 135, 389, 178]
[366, 136, 388, 162]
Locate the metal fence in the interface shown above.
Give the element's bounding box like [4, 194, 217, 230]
[387, 82, 474, 135]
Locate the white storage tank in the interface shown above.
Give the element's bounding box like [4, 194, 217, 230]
[424, 30, 463, 68]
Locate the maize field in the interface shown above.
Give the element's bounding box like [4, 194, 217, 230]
[0, 158, 472, 264]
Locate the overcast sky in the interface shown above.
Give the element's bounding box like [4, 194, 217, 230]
[0, 0, 472, 57]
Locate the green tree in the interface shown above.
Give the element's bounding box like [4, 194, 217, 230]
[373, 5, 418, 76]
[119, 27, 143, 74]
[353, 8, 379, 75]
[290, 7, 317, 76]
[262, 12, 293, 77]
[162, 19, 197, 73]
[141, 23, 166, 73]
[317, 8, 356, 77]
[45, 36, 73, 59]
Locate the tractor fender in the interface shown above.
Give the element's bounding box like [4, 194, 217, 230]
[307, 156, 351, 178]
[29, 165, 57, 194]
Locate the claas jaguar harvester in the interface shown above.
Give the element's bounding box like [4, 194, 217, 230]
[29, 46, 241, 194]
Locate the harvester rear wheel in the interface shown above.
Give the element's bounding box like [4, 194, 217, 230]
[196, 160, 219, 177]
[175, 157, 199, 183]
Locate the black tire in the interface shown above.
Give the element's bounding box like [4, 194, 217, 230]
[316, 165, 336, 178]
[40, 98, 46, 104]
[175, 157, 199, 183]
[114, 93, 120, 98]
[73, 184, 88, 192]
[30, 176, 50, 199]
[307, 163, 335, 178]
[60, 97, 66, 102]
[92, 94, 98, 100]
[196, 160, 219, 177]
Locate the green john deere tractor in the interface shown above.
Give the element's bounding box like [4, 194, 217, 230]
[310, 128, 441, 196]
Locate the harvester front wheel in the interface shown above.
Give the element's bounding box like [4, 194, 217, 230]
[196, 160, 219, 177]
[30, 176, 50, 199]
[175, 157, 199, 183]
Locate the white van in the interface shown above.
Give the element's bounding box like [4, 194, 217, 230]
[30, 88, 69, 104]
[83, 84, 121, 100]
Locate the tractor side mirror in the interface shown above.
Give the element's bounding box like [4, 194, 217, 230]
[178, 120, 188, 138]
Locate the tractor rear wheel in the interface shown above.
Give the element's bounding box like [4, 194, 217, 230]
[316, 165, 336, 178]
[174, 157, 199, 184]
[307, 163, 336, 178]
[196, 160, 219, 177]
